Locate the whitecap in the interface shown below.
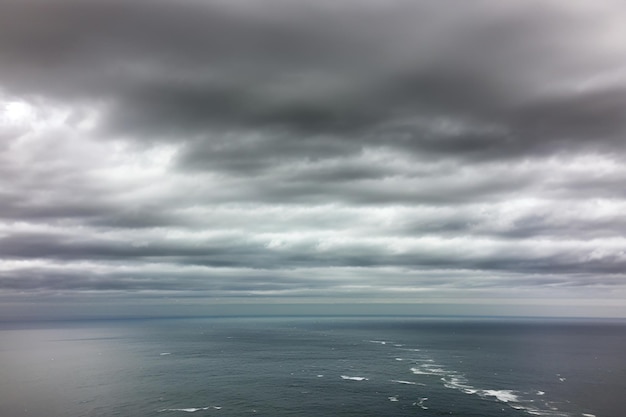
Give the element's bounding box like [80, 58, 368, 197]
[388, 396, 399, 402]
[158, 406, 219, 413]
[441, 375, 478, 394]
[415, 397, 428, 410]
[411, 365, 447, 376]
[424, 367, 446, 373]
[481, 390, 519, 403]
[390, 380, 418, 385]
[159, 353, 171, 356]
[582, 414, 596, 417]
[368, 340, 388, 345]
[409, 356, 568, 416]
[341, 375, 368, 381]
[410, 367, 429, 375]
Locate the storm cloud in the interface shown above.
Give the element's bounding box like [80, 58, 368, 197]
[1, 0, 625, 318]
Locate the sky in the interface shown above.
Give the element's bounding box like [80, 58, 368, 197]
[1, 0, 626, 319]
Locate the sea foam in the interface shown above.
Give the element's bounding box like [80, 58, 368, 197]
[482, 390, 519, 403]
[414, 397, 428, 410]
[158, 406, 221, 413]
[410, 365, 447, 376]
[390, 380, 418, 385]
[341, 375, 368, 381]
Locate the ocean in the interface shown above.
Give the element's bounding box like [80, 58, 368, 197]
[0, 316, 624, 417]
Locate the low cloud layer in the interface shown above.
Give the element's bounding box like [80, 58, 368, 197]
[1, 0, 626, 317]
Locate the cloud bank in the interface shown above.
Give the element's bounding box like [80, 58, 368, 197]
[1, 0, 626, 317]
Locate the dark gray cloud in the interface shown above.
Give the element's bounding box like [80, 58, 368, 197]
[2, 0, 624, 158]
[1, 0, 626, 317]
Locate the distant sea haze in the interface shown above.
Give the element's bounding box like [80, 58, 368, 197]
[0, 317, 623, 417]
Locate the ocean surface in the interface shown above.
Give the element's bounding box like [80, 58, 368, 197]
[0, 316, 624, 417]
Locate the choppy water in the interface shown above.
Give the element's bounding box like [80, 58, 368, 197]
[1, 317, 624, 417]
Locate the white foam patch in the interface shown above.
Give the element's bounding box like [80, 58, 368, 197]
[395, 358, 404, 361]
[158, 406, 221, 413]
[408, 354, 571, 416]
[391, 380, 418, 385]
[317, 374, 324, 378]
[368, 340, 389, 345]
[582, 414, 596, 417]
[443, 376, 520, 403]
[388, 396, 399, 402]
[413, 397, 428, 410]
[441, 373, 572, 416]
[410, 365, 447, 376]
[341, 375, 368, 381]
[442, 375, 478, 394]
[482, 390, 519, 403]
[160, 353, 171, 356]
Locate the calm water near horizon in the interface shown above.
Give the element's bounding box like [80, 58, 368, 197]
[1, 316, 624, 417]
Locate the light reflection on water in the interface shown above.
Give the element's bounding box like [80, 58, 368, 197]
[0, 324, 139, 416]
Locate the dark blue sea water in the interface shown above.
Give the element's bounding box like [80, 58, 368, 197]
[1, 317, 624, 417]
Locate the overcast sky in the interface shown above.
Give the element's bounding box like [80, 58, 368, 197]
[1, 0, 626, 319]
